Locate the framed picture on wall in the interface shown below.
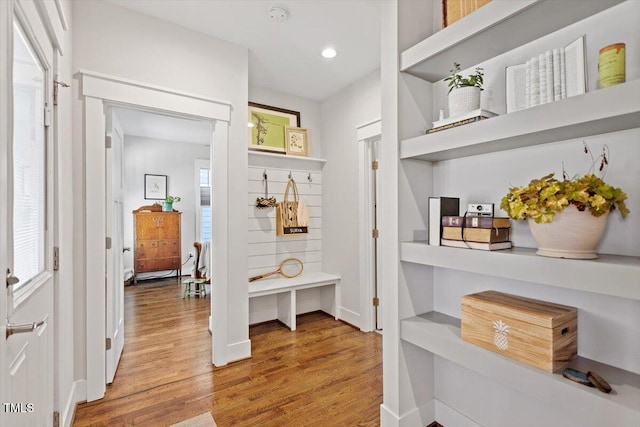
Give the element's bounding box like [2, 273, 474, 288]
[285, 127, 309, 157]
[144, 174, 167, 200]
[248, 102, 301, 153]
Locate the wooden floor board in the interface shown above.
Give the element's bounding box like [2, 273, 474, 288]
[73, 279, 382, 426]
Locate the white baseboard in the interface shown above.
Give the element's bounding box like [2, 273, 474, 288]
[380, 401, 435, 427]
[226, 339, 251, 363]
[435, 399, 481, 427]
[62, 379, 86, 427]
[338, 306, 360, 329]
[380, 404, 400, 427]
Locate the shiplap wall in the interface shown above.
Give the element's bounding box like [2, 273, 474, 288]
[248, 164, 324, 324]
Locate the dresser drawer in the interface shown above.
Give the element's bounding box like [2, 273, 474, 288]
[135, 257, 180, 273]
[157, 240, 180, 257]
[136, 240, 179, 259]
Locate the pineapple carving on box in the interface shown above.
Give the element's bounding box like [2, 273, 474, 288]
[492, 320, 510, 351]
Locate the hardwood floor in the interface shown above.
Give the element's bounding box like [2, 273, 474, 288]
[73, 279, 382, 426]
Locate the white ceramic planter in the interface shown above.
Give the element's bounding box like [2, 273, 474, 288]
[448, 86, 481, 117]
[527, 204, 609, 259]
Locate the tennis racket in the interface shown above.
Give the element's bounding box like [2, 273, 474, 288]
[248, 258, 304, 282]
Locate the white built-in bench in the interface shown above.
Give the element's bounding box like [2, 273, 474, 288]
[248, 272, 341, 331]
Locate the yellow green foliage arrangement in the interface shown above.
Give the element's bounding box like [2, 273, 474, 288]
[501, 172, 629, 224]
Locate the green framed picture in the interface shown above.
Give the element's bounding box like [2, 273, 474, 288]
[248, 102, 301, 153]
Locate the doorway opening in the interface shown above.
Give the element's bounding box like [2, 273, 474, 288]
[78, 70, 231, 401]
[105, 105, 214, 385]
[357, 119, 381, 333]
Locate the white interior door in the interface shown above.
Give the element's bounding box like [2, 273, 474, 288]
[105, 109, 125, 383]
[1, 1, 55, 425]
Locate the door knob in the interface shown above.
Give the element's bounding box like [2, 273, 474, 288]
[6, 320, 45, 339]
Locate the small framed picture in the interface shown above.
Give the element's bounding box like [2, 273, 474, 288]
[144, 174, 167, 200]
[285, 127, 308, 157]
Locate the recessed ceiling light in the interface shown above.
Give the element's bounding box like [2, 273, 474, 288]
[322, 47, 337, 59]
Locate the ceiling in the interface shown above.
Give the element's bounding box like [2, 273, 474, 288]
[106, 0, 382, 101]
[113, 107, 213, 145]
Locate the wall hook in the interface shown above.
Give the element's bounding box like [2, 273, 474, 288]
[288, 171, 292, 179]
[263, 170, 268, 181]
[307, 172, 313, 183]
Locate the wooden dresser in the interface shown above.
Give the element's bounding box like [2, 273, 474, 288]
[133, 207, 182, 283]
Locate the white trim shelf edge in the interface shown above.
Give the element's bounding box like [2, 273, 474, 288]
[402, 312, 640, 425]
[400, 79, 640, 161]
[248, 150, 327, 167]
[400, 0, 624, 82]
[400, 242, 640, 300]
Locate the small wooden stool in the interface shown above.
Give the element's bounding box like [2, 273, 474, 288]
[182, 278, 207, 298]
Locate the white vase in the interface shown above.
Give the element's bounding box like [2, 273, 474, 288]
[448, 86, 481, 118]
[527, 205, 609, 259]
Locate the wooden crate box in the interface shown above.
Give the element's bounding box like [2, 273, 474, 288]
[461, 290, 577, 372]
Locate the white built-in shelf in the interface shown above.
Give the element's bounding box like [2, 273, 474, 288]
[248, 150, 327, 173]
[401, 241, 640, 300]
[400, 0, 624, 82]
[248, 150, 327, 165]
[401, 312, 640, 425]
[400, 79, 640, 161]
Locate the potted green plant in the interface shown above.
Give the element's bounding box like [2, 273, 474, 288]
[162, 195, 181, 212]
[444, 62, 484, 117]
[500, 145, 629, 259]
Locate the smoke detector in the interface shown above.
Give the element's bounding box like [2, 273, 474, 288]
[268, 5, 288, 22]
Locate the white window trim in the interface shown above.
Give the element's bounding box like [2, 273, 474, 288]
[194, 158, 210, 243]
[10, 4, 54, 312]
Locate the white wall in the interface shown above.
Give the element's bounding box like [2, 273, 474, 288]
[246, 87, 329, 324]
[247, 164, 324, 324]
[72, 0, 249, 382]
[122, 135, 210, 279]
[321, 69, 381, 328]
[249, 86, 323, 158]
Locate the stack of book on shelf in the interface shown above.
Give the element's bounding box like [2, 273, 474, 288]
[506, 36, 586, 113]
[440, 215, 512, 251]
[427, 109, 497, 134]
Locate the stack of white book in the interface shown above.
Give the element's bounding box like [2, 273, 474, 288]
[506, 36, 586, 113]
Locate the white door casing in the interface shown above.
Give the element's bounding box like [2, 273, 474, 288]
[357, 119, 381, 333]
[105, 109, 125, 384]
[79, 71, 231, 401]
[1, 0, 56, 425]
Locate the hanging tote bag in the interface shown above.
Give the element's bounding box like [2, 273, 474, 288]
[276, 178, 309, 236]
